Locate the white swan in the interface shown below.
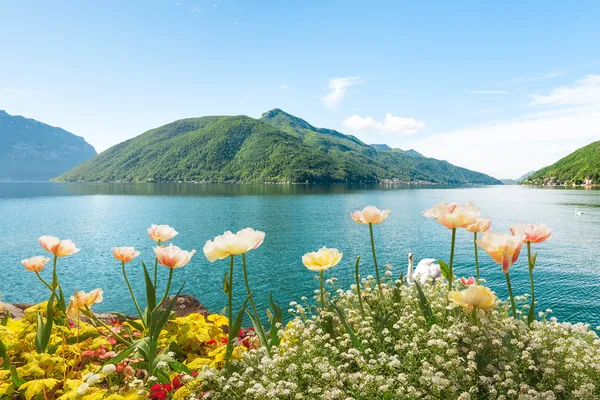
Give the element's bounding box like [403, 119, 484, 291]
[576, 208, 584, 216]
[407, 252, 442, 284]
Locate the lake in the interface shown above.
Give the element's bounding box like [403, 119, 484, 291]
[1, 182, 599, 324]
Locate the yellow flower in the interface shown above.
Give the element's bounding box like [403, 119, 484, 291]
[422, 202, 481, 230]
[112, 247, 140, 263]
[38, 236, 80, 257]
[147, 224, 178, 242]
[448, 285, 497, 310]
[477, 231, 525, 273]
[66, 289, 104, 320]
[203, 228, 265, 262]
[302, 247, 343, 272]
[21, 256, 50, 272]
[350, 206, 390, 225]
[153, 244, 196, 269]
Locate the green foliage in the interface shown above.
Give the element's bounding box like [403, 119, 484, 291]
[524, 141, 600, 184]
[55, 109, 501, 185]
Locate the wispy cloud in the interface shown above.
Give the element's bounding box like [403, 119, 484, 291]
[343, 113, 424, 134]
[190, 6, 201, 13]
[321, 76, 362, 110]
[280, 84, 294, 90]
[529, 74, 600, 107]
[469, 90, 510, 95]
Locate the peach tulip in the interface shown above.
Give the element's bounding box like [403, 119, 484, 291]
[448, 285, 497, 310]
[147, 224, 178, 243]
[302, 247, 343, 272]
[66, 288, 104, 319]
[203, 228, 265, 262]
[422, 201, 481, 230]
[510, 223, 552, 244]
[112, 247, 140, 263]
[350, 206, 391, 225]
[476, 231, 525, 273]
[465, 217, 492, 233]
[39, 236, 80, 257]
[21, 256, 50, 272]
[154, 244, 196, 269]
[459, 277, 476, 287]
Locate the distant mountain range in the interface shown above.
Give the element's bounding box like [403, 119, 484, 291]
[523, 141, 600, 185]
[500, 170, 537, 185]
[55, 109, 501, 185]
[0, 110, 97, 180]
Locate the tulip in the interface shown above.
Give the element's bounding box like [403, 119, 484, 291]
[350, 206, 389, 287]
[113, 247, 143, 320]
[477, 231, 525, 317]
[39, 236, 80, 257]
[66, 288, 104, 320]
[112, 247, 140, 263]
[147, 224, 178, 243]
[154, 244, 196, 269]
[459, 277, 476, 287]
[422, 202, 482, 290]
[303, 247, 343, 312]
[448, 285, 497, 311]
[510, 223, 552, 324]
[465, 217, 492, 281]
[203, 228, 267, 367]
[21, 256, 50, 272]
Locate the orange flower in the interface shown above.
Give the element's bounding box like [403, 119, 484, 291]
[350, 206, 390, 225]
[39, 236, 80, 257]
[112, 247, 140, 263]
[510, 223, 552, 244]
[477, 231, 525, 273]
[21, 256, 50, 272]
[147, 224, 178, 242]
[422, 202, 481, 230]
[66, 288, 104, 319]
[465, 217, 492, 233]
[154, 244, 196, 269]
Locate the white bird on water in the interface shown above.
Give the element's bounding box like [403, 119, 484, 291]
[575, 208, 584, 216]
[406, 252, 442, 285]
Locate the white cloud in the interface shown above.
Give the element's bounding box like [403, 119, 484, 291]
[469, 90, 510, 95]
[529, 74, 600, 106]
[280, 84, 294, 90]
[190, 6, 201, 12]
[343, 113, 425, 134]
[321, 76, 362, 110]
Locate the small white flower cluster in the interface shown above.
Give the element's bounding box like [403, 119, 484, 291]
[195, 278, 600, 399]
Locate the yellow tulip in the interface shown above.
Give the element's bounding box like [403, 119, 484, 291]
[203, 228, 265, 262]
[448, 285, 497, 310]
[350, 206, 390, 225]
[66, 288, 104, 320]
[477, 231, 525, 273]
[302, 247, 343, 272]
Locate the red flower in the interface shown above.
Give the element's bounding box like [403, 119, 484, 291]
[172, 374, 183, 389]
[238, 329, 244, 337]
[206, 339, 216, 345]
[221, 338, 228, 344]
[149, 384, 173, 400]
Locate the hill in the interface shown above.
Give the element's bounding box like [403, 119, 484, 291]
[0, 110, 97, 180]
[516, 170, 536, 183]
[56, 109, 502, 185]
[523, 141, 600, 185]
[370, 144, 392, 151]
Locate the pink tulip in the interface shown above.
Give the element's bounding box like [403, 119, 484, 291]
[459, 277, 476, 286]
[112, 247, 141, 263]
[465, 217, 492, 233]
[39, 236, 80, 257]
[154, 244, 196, 269]
[510, 223, 552, 244]
[66, 288, 104, 320]
[477, 231, 525, 273]
[350, 206, 391, 225]
[147, 224, 178, 242]
[422, 202, 481, 230]
[21, 256, 50, 272]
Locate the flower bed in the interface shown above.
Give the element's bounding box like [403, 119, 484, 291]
[2, 202, 600, 399]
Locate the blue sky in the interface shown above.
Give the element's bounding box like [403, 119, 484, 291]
[1, 1, 600, 178]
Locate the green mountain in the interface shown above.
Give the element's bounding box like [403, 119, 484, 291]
[523, 141, 600, 185]
[0, 110, 97, 180]
[55, 109, 501, 185]
[370, 144, 392, 151]
[516, 170, 536, 183]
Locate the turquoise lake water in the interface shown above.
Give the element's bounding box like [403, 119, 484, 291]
[1, 182, 599, 325]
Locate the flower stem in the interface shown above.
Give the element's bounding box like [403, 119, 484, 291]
[35, 271, 54, 292]
[527, 241, 535, 324]
[157, 268, 173, 309]
[225, 254, 234, 371]
[85, 307, 131, 346]
[449, 228, 456, 290]
[121, 261, 144, 321]
[505, 272, 517, 318]
[368, 223, 381, 288]
[153, 240, 161, 289]
[51, 255, 58, 289]
[354, 256, 365, 317]
[242, 254, 260, 322]
[473, 232, 480, 281]
[320, 270, 326, 312]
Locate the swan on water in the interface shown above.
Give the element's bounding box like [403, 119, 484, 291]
[576, 208, 584, 216]
[407, 252, 442, 284]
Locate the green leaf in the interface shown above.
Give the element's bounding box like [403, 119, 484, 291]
[268, 292, 283, 347]
[329, 302, 364, 352]
[10, 365, 24, 389]
[531, 252, 538, 270]
[225, 294, 252, 371]
[1, 310, 10, 326]
[438, 259, 452, 282]
[223, 271, 230, 295]
[245, 309, 269, 355]
[0, 340, 10, 369]
[142, 261, 156, 311]
[103, 345, 136, 368]
[414, 280, 437, 327]
[168, 360, 191, 374]
[153, 282, 185, 339]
